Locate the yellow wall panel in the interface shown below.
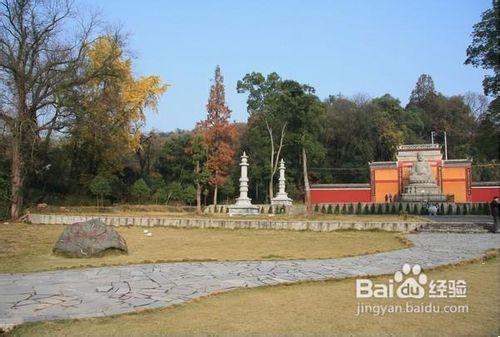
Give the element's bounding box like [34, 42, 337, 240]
[442, 167, 466, 179]
[442, 181, 466, 202]
[374, 169, 398, 180]
[375, 182, 399, 203]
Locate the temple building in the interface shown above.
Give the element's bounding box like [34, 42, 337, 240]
[311, 144, 499, 204]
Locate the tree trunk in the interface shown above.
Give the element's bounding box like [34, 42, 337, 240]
[196, 183, 202, 214]
[10, 134, 23, 220]
[268, 179, 273, 203]
[195, 161, 202, 214]
[213, 184, 218, 206]
[302, 146, 311, 212]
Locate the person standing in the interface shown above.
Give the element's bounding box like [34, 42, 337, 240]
[490, 196, 499, 233]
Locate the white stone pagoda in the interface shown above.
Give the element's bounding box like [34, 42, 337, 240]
[228, 152, 260, 216]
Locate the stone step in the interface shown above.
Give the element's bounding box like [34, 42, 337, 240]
[416, 223, 492, 233]
[418, 228, 490, 233]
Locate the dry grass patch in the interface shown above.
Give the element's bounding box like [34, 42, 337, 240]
[8, 254, 498, 337]
[0, 223, 409, 273]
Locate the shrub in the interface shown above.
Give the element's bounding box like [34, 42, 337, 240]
[89, 175, 112, 207]
[483, 203, 491, 215]
[363, 204, 369, 214]
[370, 203, 375, 214]
[391, 204, 397, 214]
[348, 203, 354, 214]
[470, 204, 476, 215]
[334, 204, 340, 214]
[314, 204, 319, 212]
[152, 187, 169, 204]
[0, 172, 9, 220]
[356, 203, 362, 214]
[447, 204, 453, 215]
[182, 185, 197, 205]
[341, 204, 347, 214]
[131, 178, 151, 203]
[420, 205, 427, 215]
[327, 205, 333, 214]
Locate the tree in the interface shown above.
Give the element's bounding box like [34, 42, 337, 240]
[131, 178, 151, 203]
[369, 95, 406, 160]
[89, 175, 112, 207]
[187, 133, 209, 213]
[276, 80, 326, 211]
[198, 66, 237, 205]
[68, 36, 168, 181]
[406, 75, 478, 158]
[237, 72, 287, 201]
[0, 0, 99, 219]
[135, 131, 163, 177]
[463, 91, 489, 118]
[465, 2, 498, 96]
[408, 74, 437, 106]
[157, 131, 195, 184]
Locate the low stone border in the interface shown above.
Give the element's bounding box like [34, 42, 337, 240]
[26, 213, 423, 232]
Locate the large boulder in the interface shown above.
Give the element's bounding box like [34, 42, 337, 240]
[53, 219, 128, 257]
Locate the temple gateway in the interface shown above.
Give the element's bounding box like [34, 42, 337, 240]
[311, 144, 499, 204]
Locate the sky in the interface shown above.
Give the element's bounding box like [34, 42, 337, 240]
[81, 0, 491, 132]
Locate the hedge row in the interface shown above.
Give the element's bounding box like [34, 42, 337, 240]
[313, 202, 491, 216]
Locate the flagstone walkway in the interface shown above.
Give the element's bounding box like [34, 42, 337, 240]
[0, 233, 498, 328]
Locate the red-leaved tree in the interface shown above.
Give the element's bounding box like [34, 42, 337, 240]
[198, 66, 237, 205]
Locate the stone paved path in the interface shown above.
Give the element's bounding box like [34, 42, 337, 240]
[0, 233, 498, 327]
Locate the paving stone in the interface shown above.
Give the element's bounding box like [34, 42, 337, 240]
[0, 233, 498, 328]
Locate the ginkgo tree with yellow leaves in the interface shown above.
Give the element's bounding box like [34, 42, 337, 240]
[68, 35, 168, 186]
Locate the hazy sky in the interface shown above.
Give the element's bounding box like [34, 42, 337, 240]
[82, 0, 491, 132]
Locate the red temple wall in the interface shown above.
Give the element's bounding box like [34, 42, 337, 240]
[310, 189, 371, 203]
[470, 186, 499, 202]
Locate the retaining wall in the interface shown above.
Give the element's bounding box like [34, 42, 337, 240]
[26, 213, 423, 232]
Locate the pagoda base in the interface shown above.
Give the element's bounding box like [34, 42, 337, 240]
[400, 193, 447, 202]
[271, 195, 292, 206]
[228, 198, 259, 216]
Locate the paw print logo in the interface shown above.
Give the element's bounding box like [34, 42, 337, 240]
[394, 263, 427, 299]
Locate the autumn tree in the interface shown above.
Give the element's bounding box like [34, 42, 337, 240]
[0, 0, 100, 219]
[199, 66, 237, 206]
[68, 36, 168, 184]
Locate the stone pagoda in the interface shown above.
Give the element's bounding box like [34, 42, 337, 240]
[228, 152, 260, 216]
[271, 159, 292, 206]
[400, 152, 447, 202]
